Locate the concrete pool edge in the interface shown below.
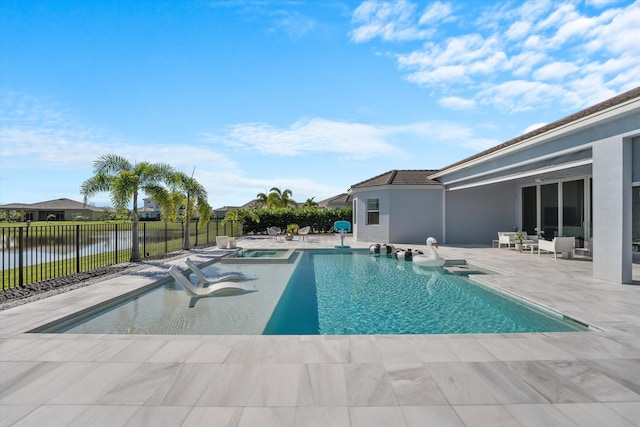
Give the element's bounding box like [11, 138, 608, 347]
[24, 248, 595, 336]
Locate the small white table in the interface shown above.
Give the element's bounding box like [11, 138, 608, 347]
[522, 240, 538, 254]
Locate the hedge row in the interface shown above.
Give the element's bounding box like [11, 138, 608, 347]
[240, 207, 352, 235]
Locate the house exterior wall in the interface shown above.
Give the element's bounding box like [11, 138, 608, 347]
[352, 189, 390, 243]
[388, 188, 443, 244]
[593, 136, 633, 284]
[445, 181, 518, 244]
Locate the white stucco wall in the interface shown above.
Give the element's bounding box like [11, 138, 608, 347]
[445, 181, 518, 244]
[388, 188, 443, 244]
[352, 186, 443, 244]
[351, 189, 390, 243]
[592, 136, 632, 284]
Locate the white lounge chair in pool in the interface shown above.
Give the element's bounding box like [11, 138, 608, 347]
[185, 257, 254, 288]
[298, 226, 310, 241]
[168, 266, 256, 308]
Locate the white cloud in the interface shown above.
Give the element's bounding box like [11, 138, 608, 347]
[505, 21, 531, 40]
[438, 96, 476, 110]
[523, 122, 548, 134]
[587, 0, 621, 7]
[351, 0, 640, 112]
[220, 118, 406, 159]
[350, 0, 434, 41]
[478, 80, 566, 112]
[533, 61, 580, 80]
[0, 93, 236, 175]
[418, 1, 453, 25]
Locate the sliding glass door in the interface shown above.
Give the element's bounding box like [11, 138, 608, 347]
[541, 183, 558, 239]
[521, 186, 537, 235]
[562, 180, 585, 241]
[523, 178, 588, 241]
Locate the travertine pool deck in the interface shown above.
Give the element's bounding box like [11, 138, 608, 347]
[1, 235, 639, 426]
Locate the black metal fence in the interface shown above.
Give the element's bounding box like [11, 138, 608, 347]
[1, 220, 239, 289]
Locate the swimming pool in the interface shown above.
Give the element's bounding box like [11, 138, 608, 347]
[35, 249, 587, 335]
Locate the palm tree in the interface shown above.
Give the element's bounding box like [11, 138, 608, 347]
[303, 197, 318, 209]
[268, 187, 297, 209]
[222, 208, 260, 236]
[255, 191, 269, 209]
[166, 171, 211, 250]
[80, 154, 175, 262]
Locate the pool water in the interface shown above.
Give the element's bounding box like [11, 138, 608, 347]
[37, 249, 586, 335]
[264, 250, 584, 334]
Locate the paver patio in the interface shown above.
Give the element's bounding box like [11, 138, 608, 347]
[1, 235, 639, 426]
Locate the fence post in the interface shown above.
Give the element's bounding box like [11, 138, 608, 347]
[76, 224, 81, 273]
[143, 222, 147, 258]
[115, 223, 119, 264]
[164, 222, 168, 253]
[18, 227, 24, 287]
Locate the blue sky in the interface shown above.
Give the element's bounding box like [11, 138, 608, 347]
[1, 0, 638, 208]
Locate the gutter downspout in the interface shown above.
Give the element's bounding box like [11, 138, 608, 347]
[442, 187, 447, 244]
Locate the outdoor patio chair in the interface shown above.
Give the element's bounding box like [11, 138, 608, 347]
[538, 236, 575, 260]
[298, 226, 311, 241]
[574, 238, 592, 258]
[168, 266, 256, 308]
[497, 232, 516, 249]
[267, 227, 281, 241]
[185, 257, 254, 288]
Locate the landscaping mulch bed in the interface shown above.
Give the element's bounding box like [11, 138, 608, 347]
[0, 248, 207, 310]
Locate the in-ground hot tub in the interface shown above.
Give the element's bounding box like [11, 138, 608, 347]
[222, 248, 296, 263]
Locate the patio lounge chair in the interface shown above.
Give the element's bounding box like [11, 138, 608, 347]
[185, 257, 254, 288]
[538, 236, 575, 260]
[168, 266, 256, 308]
[298, 226, 310, 241]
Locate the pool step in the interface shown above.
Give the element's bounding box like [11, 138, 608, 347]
[443, 265, 485, 275]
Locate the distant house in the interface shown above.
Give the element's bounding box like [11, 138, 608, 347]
[139, 197, 161, 220]
[317, 193, 351, 209]
[212, 206, 241, 219]
[0, 198, 113, 222]
[349, 86, 640, 285]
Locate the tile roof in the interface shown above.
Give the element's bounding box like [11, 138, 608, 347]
[351, 170, 441, 189]
[318, 193, 351, 206]
[435, 86, 640, 175]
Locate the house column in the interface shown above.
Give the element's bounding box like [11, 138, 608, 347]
[592, 136, 632, 284]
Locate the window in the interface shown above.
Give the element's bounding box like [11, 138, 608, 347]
[352, 199, 357, 224]
[366, 198, 379, 225]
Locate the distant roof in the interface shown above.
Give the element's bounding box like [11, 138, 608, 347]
[213, 205, 241, 212]
[435, 86, 640, 175]
[351, 170, 441, 189]
[0, 198, 111, 212]
[318, 193, 351, 207]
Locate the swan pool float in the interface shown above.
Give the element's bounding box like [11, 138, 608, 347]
[412, 237, 445, 267]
